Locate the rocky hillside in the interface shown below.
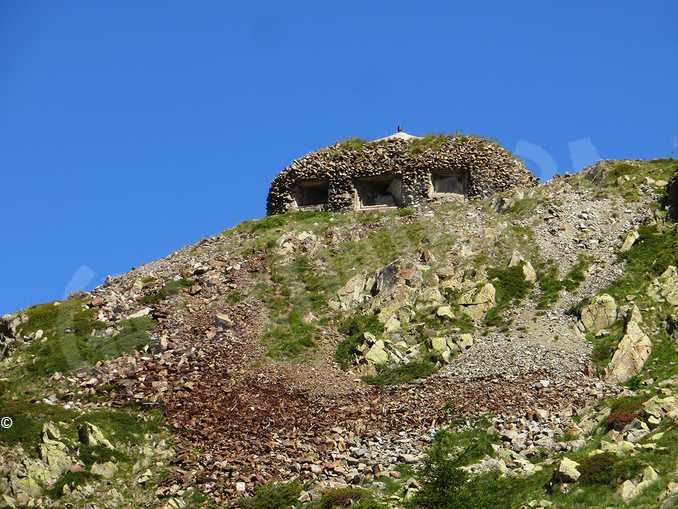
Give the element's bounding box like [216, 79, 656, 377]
[1, 159, 677, 509]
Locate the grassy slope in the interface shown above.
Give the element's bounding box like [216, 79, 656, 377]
[1, 159, 676, 508]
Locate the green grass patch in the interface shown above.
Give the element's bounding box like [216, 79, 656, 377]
[315, 487, 385, 508]
[139, 278, 192, 305]
[260, 254, 341, 359]
[263, 308, 315, 359]
[363, 358, 437, 386]
[408, 134, 449, 154]
[588, 159, 678, 202]
[501, 196, 541, 217]
[335, 137, 369, 151]
[74, 406, 164, 446]
[537, 255, 589, 308]
[0, 399, 76, 449]
[0, 399, 163, 454]
[485, 265, 533, 326]
[79, 443, 128, 465]
[22, 316, 156, 377]
[19, 299, 106, 339]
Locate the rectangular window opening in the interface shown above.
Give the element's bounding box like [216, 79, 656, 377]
[355, 175, 402, 209]
[432, 171, 467, 195]
[294, 180, 329, 208]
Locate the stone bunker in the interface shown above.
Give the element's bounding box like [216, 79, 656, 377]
[266, 131, 538, 215]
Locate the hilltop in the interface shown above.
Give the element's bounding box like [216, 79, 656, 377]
[1, 158, 677, 508]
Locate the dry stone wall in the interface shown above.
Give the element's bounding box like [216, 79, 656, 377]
[266, 134, 538, 215]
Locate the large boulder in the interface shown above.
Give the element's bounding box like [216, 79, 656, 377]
[553, 457, 580, 483]
[605, 320, 652, 383]
[364, 341, 389, 365]
[509, 251, 537, 283]
[580, 294, 617, 333]
[370, 259, 423, 321]
[620, 229, 640, 252]
[331, 271, 374, 311]
[459, 283, 496, 321]
[643, 395, 678, 421]
[647, 266, 678, 307]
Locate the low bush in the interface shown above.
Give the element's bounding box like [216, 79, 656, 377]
[578, 453, 619, 486]
[606, 397, 644, 431]
[238, 480, 302, 509]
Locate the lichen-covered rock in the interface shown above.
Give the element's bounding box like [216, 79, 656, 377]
[459, 283, 496, 321]
[509, 252, 537, 283]
[331, 271, 373, 310]
[643, 395, 678, 421]
[605, 320, 652, 384]
[78, 422, 114, 449]
[647, 266, 678, 307]
[436, 305, 454, 319]
[553, 457, 580, 483]
[91, 461, 117, 479]
[364, 341, 389, 365]
[580, 294, 617, 332]
[267, 134, 538, 214]
[430, 337, 449, 353]
[455, 333, 474, 351]
[620, 229, 640, 252]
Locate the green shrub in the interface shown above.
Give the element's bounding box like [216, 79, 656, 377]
[578, 453, 619, 486]
[404, 421, 558, 509]
[606, 397, 644, 431]
[317, 487, 384, 508]
[363, 358, 437, 386]
[238, 480, 302, 509]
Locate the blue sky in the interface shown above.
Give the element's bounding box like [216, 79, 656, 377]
[1, 1, 677, 314]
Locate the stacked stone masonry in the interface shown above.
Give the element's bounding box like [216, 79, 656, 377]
[266, 133, 538, 215]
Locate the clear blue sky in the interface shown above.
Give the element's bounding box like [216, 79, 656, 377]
[1, 1, 677, 314]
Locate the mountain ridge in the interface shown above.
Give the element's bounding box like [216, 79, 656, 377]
[1, 158, 677, 508]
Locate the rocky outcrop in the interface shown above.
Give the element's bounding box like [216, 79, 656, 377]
[647, 266, 678, 307]
[580, 294, 617, 333]
[267, 134, 538, 214]
[459, 283, 496, 321]
[604, 320, 652, 383]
